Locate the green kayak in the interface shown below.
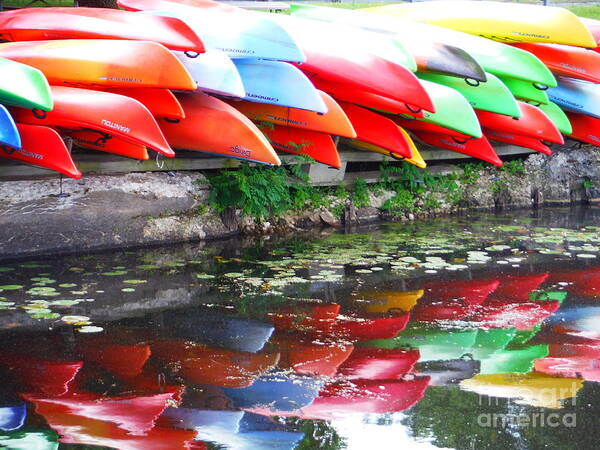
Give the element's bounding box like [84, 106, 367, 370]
[498, 75, 550, 105]
[0, 57, 53, 111]
[291, 3, 556, 87]
[413, 79, 482, 138]
[0, 428, 58, 450]
[363, 323, 479, 362]
[478, 344, 549, 375]
[535, 101, 572, 135]
[418, 71, 520, 118]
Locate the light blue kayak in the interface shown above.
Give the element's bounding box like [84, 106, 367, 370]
[145, 8, 305, 62]
[548, 77, 600, 119]
[0, 403, 26, 432]
[0, 106, 21, 149]
[233, 59, 327, 113]
[222, 373, 325, 411]
[174, 50, 245, 98]
[163, 409, 304, 450]
[163, 309, 274, 353]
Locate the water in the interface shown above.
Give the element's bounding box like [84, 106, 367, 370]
[1, 207, 600, 449]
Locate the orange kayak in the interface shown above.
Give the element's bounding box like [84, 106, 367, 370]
[0, 7, 205, 53]
[411, 130, 503, 166]
[476, 101, 563, 145]
[68, 130, 150, 160]
[257, 123, 341, 168]
[484, 128, 552, 155]
[351, 128, 427, 169]
[0, 40, 196, 90]
[160, 92, 280, 165]
[229, 91, 356, 138]
[0, 124, 81, 179]
[102, 88, 184, 121]
[340, 102, 413, 158]
[514, 43, 600, 84]
[11, 86, 174, 157]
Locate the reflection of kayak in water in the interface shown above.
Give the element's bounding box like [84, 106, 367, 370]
[337, 347, 420, 380]
[248, 376, 430, 420]
[460, 372, 583, 409]
[351, 289, 424, 314]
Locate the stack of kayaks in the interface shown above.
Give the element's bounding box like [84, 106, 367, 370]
[0, 0, 597, 179]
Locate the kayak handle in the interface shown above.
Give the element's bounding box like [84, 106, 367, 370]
[390, 153, 405, 161]
[0, 145, 15, 155]
[32, 109, 47, 119]
[184, 51, 200, 59]
[533, 83, 549, 91]
[164, 118, 181, 124]
[464, 78, 480, 87]
[405, 104, 422, 114]
[528, 101, 541, 107]
[452, 137, 469, 144]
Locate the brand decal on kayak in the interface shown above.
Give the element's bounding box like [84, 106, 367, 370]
[101, 119, 130, 134]
[247, 93, 279, 103]
[99, 76, 143, 83]
[218, 47, 255, 55]
[553, 98, 583, 110]
[511, 31, 550, 40]
[487, 131, 514, 140]
[441, 138, 466, 149]
[266, 115, 307, 127]
[559, 63, 586, 74]
[587, 134, 600, 143]
[3, 147, 43, 160]
[230, 145, 252, 157]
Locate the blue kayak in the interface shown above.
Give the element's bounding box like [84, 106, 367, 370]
[222, 373, 324, 411]
[0, 105, 21, 149]
[548, 77, 600, 119]
[162, 309, 275, 353]
[233, 59, 327, 113]
[147, 7, 305, 63]
[0, 403, 26, 432]
[175, 50, 245, 98]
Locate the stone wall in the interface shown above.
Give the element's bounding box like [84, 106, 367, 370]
[0, 141, 598, 260]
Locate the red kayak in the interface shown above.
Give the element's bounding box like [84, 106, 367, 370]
[24, 393, 196, 450]
[0, 7, 205, 53]
[469, 300, 561, 330]
[68, 130, 150, 160]
[340, 102, 413, 158]
[76, 343, 151, 380]
[0, 39, 196, 91]
[484, 127, 553, 155]
[421, 279, 500, 306]
[160, 92, 280, 165]
[273, 336, 354, 377]
[489, 273, 549, 302]
[412, 302, 474, 322]
[566, 111, 600, 147]
[229, 91, 356, 137]
[257, 123, 342, 168]
[102, 88, 185, 121]
[329, 314, 411, 341]
[337, 347, 420, 380]
[11, 86, 174, 157]
[546, 266, 600, 297]
[476, 101, 564, 145]
[312, 78, 426, 118]
[513, 43, 600, 84]
[250, 377, 430, 420]
[410, 130, 503, 166]
[0, 352, 82, 396]
[150, 339, 280, 388]
[1, 124, 81, 178]
[270, 303, 340, 335]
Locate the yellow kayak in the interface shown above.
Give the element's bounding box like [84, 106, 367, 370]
[351, 128, 427, 169]
[461, 372, 583, 409]
[364, 1, 596, 48]
[352, 289, 424, 314]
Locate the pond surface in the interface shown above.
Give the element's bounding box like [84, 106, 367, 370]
[1, 207, 600, 449]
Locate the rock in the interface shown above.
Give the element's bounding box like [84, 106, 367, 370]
[319, 209, 341, 227]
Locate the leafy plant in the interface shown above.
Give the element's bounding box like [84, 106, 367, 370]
[351, 178, 370, 208]
[501, 159, 526, 176]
